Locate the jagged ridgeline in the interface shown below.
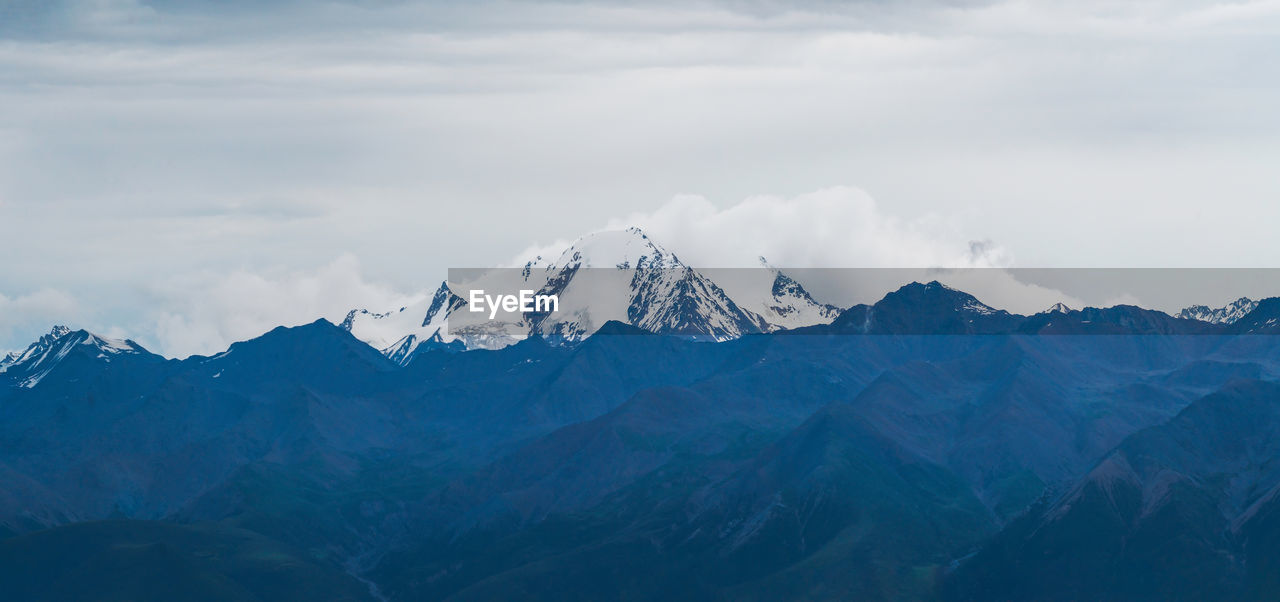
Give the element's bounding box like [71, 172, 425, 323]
[340, 228, 841, 363]
[338, 228, 1272, 366]
[8, 253, 1280, 600]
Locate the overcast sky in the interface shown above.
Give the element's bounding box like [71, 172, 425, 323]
[2, 0, 1279, 356]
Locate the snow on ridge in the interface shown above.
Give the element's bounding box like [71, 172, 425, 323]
[523, 227, 680, 273]
[714, 258, 840, 331]
[961, 299, 996, 315]
[1041, 302, 1073, 315]
[1177, 297, 1257, 325]
[341, 281, 466, 364]
[1, 325, 147, 388]
[341, 227, 845, 360]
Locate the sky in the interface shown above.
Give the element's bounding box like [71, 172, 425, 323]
[1, 0, 1279, 356]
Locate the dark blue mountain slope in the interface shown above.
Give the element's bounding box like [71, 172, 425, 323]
[789, 281, 1024, 335]
[190, 319, 398, 394]
[7, 286, 1280, 601]
[1017, 305, 1224, 335]
[947, 379, 1280, 602]
[366, 333, 1268, 601]
[0, 519, 374, 602]
[792, 282, 1246, 336]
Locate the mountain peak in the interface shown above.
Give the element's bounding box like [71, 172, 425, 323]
[1, 326, 154, 388]
[1043, 302, 1073, 314]
[1178, 296, 1257, 324]
[1226, 297, 1280, 334]
[342, 228, 843, 356]
[819, 279, 1019, 334]
[887, 280, 982, 305]
[545, 227, 680, 271]
[890, 280, 962, 295]
[591, 320, 652, 336]
[340, 281, 464, 365]
[213, 319, 395, 373]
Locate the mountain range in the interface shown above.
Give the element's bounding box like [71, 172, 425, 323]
[7, 230, 1280, 600]
[337, 229, 1274, 365]
[1180, 297, 1260, 324]
[342, 228, 843, 362]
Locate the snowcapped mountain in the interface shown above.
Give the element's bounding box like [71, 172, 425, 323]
[1178, 297, 1257, 324]
[0, 325, 155, 388]
[340, 281, 465, 364]
[514, 228, 764, 342]
[708, 258, 842, 331]
[341, 227, 841, 362]
[1225, 297, 1280, 334]
[522, 226, 684, 273]
[1042, 302, 1073, 314]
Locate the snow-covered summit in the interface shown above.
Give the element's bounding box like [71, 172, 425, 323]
[1042, 302, 1073, 314]
[341, 227, 843, 362]
[509, 227, 762, 341]
[1178, 297, 1257, 325]
[340, 281, 465, 365]
[521, 227, 682, 274]
[708, 257, 841, 331]
[1, 325, 152, 388]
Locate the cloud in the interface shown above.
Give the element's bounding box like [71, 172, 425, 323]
[613, 186, 1012, 268]
[509, 187, 1101, 313]
[511, 186, 1081, 312]
[512, 186, 1012, 269]
[0, 289, 80, 351]
[2, 0, 1279, 351]
[147, 254, 425, 358]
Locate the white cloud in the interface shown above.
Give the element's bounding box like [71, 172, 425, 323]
[2, 0, 1279, 351]
[611, 186, 1012, 268]
[514, 187, 1010, 268]
[510, 186, 1088, 313]
[147, 254, 425, 358]
[0, 288, 80, 349]
[573, 185, 1280, 313]
[925, 269, 1086, 316]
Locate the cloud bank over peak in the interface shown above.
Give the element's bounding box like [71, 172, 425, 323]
[513, 187, 1011, 269]
[149, 254, 427, 359]
[508, 187, 1084, 313]
[0, 289, 81, 353]
[5, 0, 1280, 353]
